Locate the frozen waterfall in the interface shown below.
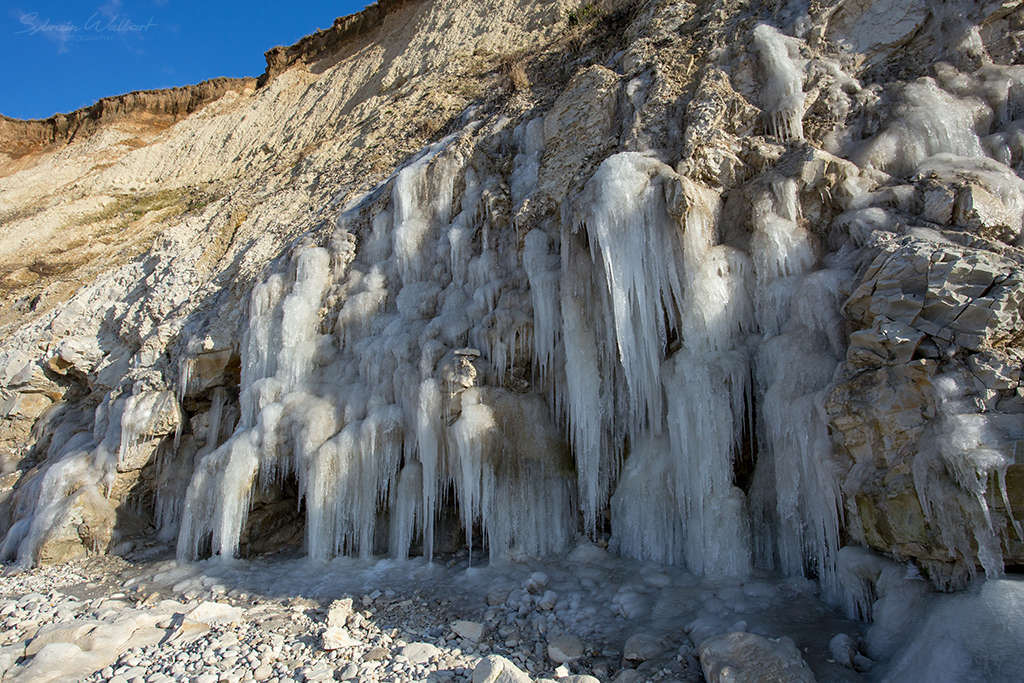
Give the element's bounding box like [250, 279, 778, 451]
[169, 123, 848, 598]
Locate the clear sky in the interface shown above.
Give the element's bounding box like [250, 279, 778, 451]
[3, 0, 373, 120]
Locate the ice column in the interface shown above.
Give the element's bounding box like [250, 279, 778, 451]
[751, 24, 806, 142]
[748, 179, 846, 597]
[610, 179, 754, 576]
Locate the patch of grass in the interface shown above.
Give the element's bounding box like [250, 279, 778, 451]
[0, 201, 47, 226]
[565, 2, 602, 26]
[28, 258, 80, 277]
[501, 54, 531, 92]
[74, 187, 220, 234]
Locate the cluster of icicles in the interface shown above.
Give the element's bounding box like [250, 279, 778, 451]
[172, 115, 849, 599]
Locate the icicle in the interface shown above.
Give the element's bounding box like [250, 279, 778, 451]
[178, 356, 194, 402]
[745, 174, 848, 597]
[206, 387, 227, 452]
[416, 379, 444, 562]
[278, 247, 331, 388]
[393, 140, 460, 281]
[389, 462, 423, 560]
[523, 229, 560, 380]
[560, 269, 605, 533]
[911, 373, 1018, 579]
[449, 389, 494, 564]
[573, 153, 686, 436]
[118, 391, 180, 468]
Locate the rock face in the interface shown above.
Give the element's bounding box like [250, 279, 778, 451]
[0, 0, 1023, 618]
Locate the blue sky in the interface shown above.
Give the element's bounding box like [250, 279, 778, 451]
[3, 1, 372, 120]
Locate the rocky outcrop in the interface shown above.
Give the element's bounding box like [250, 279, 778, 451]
[0, 78, 254, 163]
[258, 0, 424, 84]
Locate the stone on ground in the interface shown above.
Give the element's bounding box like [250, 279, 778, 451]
[699, 632, 816, 683]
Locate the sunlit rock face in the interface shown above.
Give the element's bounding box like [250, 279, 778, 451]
[0, 0, 1023, 608]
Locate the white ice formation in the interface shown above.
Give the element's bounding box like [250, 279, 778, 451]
[160, 122, 856, 591]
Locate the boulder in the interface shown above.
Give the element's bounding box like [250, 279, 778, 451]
[547, 633, 583, 663]
[698, 632, 816, 683]
[185, 601, 244, 627]
[472, 655, 532, 683]
[623, 632, 664, 662]
[35, 486, 115, 565]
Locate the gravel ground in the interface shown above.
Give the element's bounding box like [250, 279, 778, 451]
[0, 542, 866, 682]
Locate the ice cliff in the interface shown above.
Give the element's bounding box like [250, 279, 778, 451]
[1, 0, 1024, 676]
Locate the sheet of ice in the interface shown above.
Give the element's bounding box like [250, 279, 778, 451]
[751, 24, 806, 142]
[879, 578, 1024, 683]
[854, 78, 991, 177]
[911, 372, 1020, 583]
[174, 135, 572, 566]
[522, 229, 560, 381]
[746, 178, 847, 600]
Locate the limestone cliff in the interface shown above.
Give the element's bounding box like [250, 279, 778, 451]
[0, 0, 1023, 620]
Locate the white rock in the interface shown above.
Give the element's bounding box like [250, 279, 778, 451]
[327, 598, 354, 628]
[452, 620, 484, 642]
[322, 626, 360, 650]
[538, 591, 558, 610]
[525, 572, 549, 594]
[186, 601, 244, 626]
[828, 633, 856, 668]
[472, 654, 532, 683]
[401, 641, 440, 664]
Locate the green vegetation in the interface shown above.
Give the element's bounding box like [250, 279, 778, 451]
[565, 2, 602, 26]
[75, 187, 219, 234]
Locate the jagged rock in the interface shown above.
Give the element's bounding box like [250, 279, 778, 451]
[321, 626, 360, 650]
[822, 0, 932, 61]
[325, 597, 353, 626]
[0, 392, 53, 421]
[698, 632, 816, 683]
[46, 337, 104, 378]
[536, 65, 620, 208]
[831, 232, 1024, 585]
